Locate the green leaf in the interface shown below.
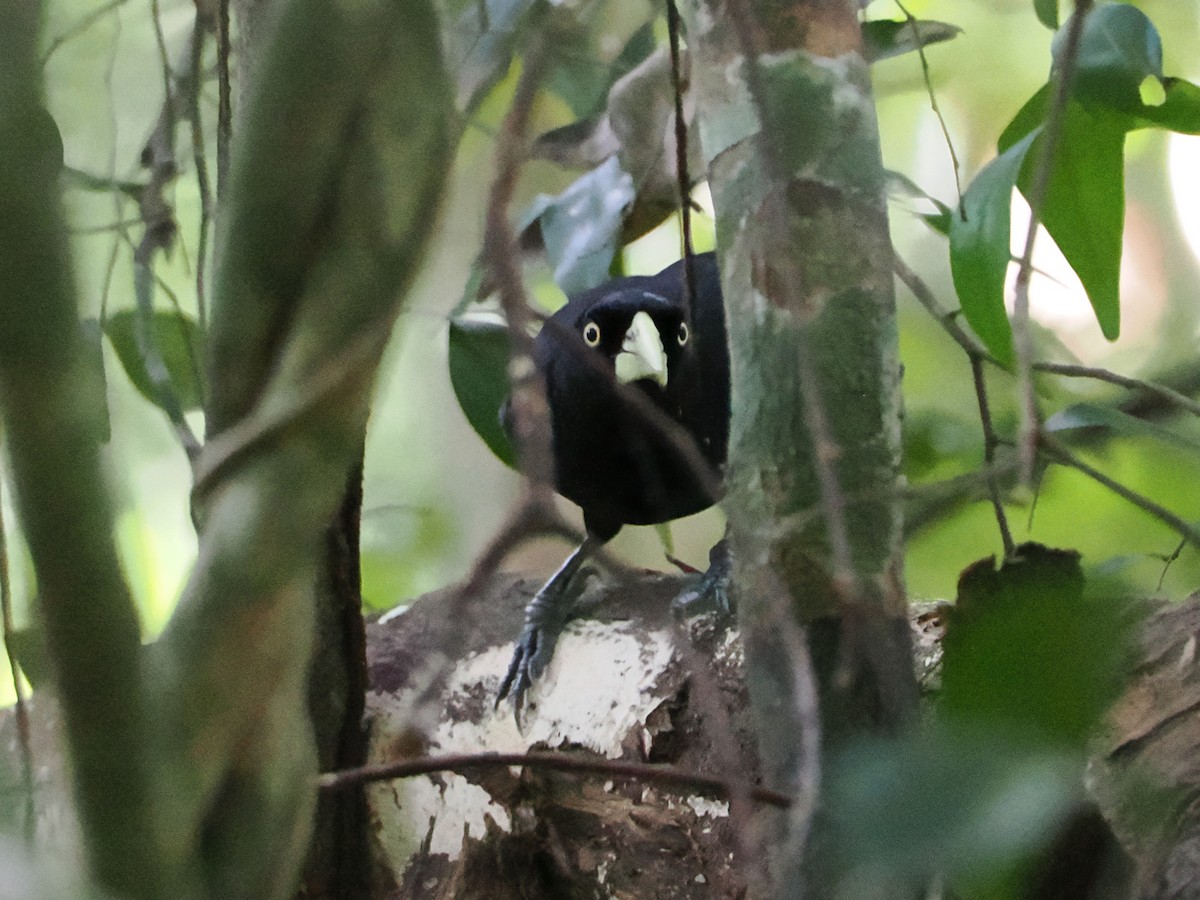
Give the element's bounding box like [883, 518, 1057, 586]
[949, 130, 1039, 365]
[998, 84, 1050, 153]
[1132, 77, 1200, 134]
[540, 155, 636, 295]
[103, 309, 205, 412]
[7, 625, 50, 690]
[448, 316, 517, 469]
[1066, 3, 1163, 115]
[861, 18, 962, 63]
[886, 169, 953, 235]
[449, 0, 538, 113]
[829, 726, 1081, 890]
[1023, 101, 1125, 341]
[941, 543, 1127, 748]
[1045, 402, 1200, 455]
[1034, 0, 1058, 30]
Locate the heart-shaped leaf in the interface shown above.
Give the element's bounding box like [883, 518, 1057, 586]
[104, 309, 205, 412]
[448, 316, 517, 469]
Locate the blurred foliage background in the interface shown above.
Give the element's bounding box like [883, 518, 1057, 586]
[5, 0, 1200, 707]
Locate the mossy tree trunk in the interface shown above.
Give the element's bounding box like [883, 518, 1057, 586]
[0, 0, 453, 897]
[683, 0, 918, 893]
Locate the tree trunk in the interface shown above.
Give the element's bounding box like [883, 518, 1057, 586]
[682, 0, 917, 892]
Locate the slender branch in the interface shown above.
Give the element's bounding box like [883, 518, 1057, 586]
[148, 0, 174, 119]
[40, 0, 132, 64]
[131, 15, 204, 462]
[666, 0, 696, 314]
[1034, 362, 1200, 418]
[971, 355, 1015, 556]
[482, 29, 553, 489]
[895, 256, 1013, 554]
[1012, 0, 1093, 486]
[216, 0, 232, 196]
[0, 477, 34, 847]
[1157, 537, 1187, 592]
[895, 0, 961, 205]
[894, 254, 992, 362]
[190, 9, 214, 335]
[63, 166, 143, 197]
[1040, 434, 1200, 549]
[317, 749, 792, 809]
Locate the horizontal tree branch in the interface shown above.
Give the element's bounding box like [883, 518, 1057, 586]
[318, 750, 792, 810]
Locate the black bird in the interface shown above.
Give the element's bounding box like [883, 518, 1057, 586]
[498, 251, 731, 710]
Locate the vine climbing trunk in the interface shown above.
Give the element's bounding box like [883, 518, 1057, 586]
[682, 0, 917, 893]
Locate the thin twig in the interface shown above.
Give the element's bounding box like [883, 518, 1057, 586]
[40, 0, 132, 64]
[0, 478, 35, 846]
[190, 9, 214, 335]
[69, 218, 143, 235]
[216, 0, 232, 196]
[132, 11, 202, 461]
[895, 0, 962, 205]
[1040, 433, 1200, 549]
[317, 749, 792, 809]
[1157, 537, 1187, 592]
[894, 254, 993, 362]
[896, 255, 1013, 554]
[482, 31, 553, 487]
[63, 167, 143, 197]
[971, 356, 1015, 556]
[1012, 0, 1094, 487]
[666, 0, 696, 314]
[149, 0, 174, 119]
[1034, 362, 1200, 418]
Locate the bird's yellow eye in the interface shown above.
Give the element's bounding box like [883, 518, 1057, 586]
[583, 322, 601, 346]
[677, 322, 690, 346]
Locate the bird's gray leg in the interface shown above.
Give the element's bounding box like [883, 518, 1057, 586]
[497, 536, 600, 713]
[672, 537, 733, 617]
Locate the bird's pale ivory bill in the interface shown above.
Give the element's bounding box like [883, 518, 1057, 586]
[615, 309, 669, 387]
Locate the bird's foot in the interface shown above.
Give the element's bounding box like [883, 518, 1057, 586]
[671, 539, 734, 618]
[496, 619, 559, 722]
[496, 564, 594, 720]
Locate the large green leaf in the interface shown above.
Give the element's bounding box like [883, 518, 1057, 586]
[1065, 3, 1162, 115]
[1025, 101, 1126, 341]
[1132, 77, 1200, 134]
[103, 309, 205, 412]
[860, 18, 961, 63]
[448, 316, 517, 469]
[998, 84, 1049, 153]
[828, 726, 1081, 892]
[941, 543, 1127, 748]
[949, 130, 1039, 365]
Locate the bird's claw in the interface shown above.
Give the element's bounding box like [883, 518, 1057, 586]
[495, 621, 561, 718]
[671, 539, 734, 618]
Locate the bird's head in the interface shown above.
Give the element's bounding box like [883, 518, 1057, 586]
[565, 289, 691, 391]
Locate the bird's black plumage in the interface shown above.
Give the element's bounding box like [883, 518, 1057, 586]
[498, 252, 730, 712]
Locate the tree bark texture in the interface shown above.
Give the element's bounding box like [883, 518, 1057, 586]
[682, 0, 917, 891]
